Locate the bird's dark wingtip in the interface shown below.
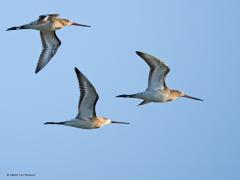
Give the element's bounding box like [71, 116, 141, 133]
[136, 51, 144, 56]
[35, 68, 40, 74]
[74, 67, 80, 73]
[35, 64, 43, 74]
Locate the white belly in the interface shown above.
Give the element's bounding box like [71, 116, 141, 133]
[137, 90, 168, 102]
[34, 22, 62, 31]
[64, 119, 96, 129]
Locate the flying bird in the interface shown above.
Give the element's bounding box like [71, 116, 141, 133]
[6, 14, 90, 73]
[116, 51, 203, 106]
[44, 67, 129, 129]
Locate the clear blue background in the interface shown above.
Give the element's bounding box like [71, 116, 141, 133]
[1, 0, 239, 179]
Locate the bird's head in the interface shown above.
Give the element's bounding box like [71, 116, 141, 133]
[102, 118, 112, 126]
[93, 117, 130, 128]
[170, 90, 203, 101]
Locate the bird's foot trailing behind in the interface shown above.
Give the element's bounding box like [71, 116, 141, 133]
[116, 94, 136, 98]
[44, 121, 65, 125]
[138, 100, 150, 106]
[116, 93, 151, 106]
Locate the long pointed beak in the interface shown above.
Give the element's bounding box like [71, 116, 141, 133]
[183, 94, 204, 101]
[6, 26, 19, 31]
[72, 22, 91, 27]
[6, 25, 26, 31]
[111, 121, 130, 124]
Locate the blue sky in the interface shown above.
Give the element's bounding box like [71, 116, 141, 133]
[1, 0, 240, 179]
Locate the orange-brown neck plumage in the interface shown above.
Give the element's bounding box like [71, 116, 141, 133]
[91, 117, 110, 128]
[168, 89, 184, 101]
